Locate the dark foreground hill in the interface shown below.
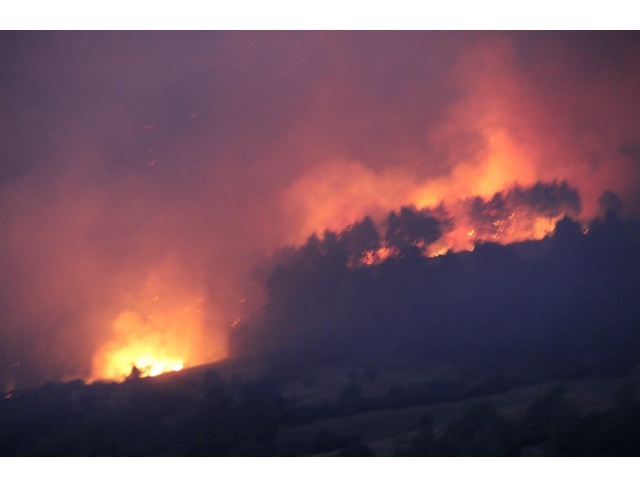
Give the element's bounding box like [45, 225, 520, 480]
[2, 361, 640, 456]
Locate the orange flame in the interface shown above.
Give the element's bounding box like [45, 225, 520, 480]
[283, 155, 573, 257]
[91, 310, 195, 381]
[360, 245, 400, 266]
[90, 266, 227, 382]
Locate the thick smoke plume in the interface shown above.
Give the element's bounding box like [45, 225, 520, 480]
[1, 32, 640, 390]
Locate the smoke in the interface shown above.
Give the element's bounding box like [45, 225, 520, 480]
[1, 32, 640, 389]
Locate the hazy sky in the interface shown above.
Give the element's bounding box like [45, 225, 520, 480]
[1, 32, 639, 390]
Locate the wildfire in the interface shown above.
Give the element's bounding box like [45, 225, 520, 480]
[90, 270, 227, 382]
[91, 310, 192, 381]
[427, 245, 450, 258]
[279, 41, 631, 258]
[360, 245, 400, 266]
[133, 358, 184, 378]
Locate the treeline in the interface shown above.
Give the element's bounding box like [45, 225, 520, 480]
[232, 209, 640, 383]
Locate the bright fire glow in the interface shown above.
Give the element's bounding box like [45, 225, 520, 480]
[133, 358, 184, 378]
[283, 126, 583, 257]
[90, 267, 227, 382]
[91, 310, 193, 381]
[360, 246, 400, 266]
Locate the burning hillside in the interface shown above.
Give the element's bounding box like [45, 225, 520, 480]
[0, 32, 639, 390]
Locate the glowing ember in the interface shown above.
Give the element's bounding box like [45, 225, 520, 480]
[91, 311, 191, 381]
[360, 246, 400, 266]
[133, 358, 184, 378]
[427, 246, 449, 258]
[87, 263, 229, 383]
[90, 283, 227, 381]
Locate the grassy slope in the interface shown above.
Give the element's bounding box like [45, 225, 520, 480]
[276, 373, 638, 455]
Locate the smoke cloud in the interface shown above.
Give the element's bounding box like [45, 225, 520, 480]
[1, 32, 640, 390]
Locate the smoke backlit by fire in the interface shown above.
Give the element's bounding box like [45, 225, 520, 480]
[280, 39, 637, 254]
[92, 311, 188, 380]
[283, 153, 582, 258]
[90, 268, 227, 381]
[1, 33, 639, 390]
